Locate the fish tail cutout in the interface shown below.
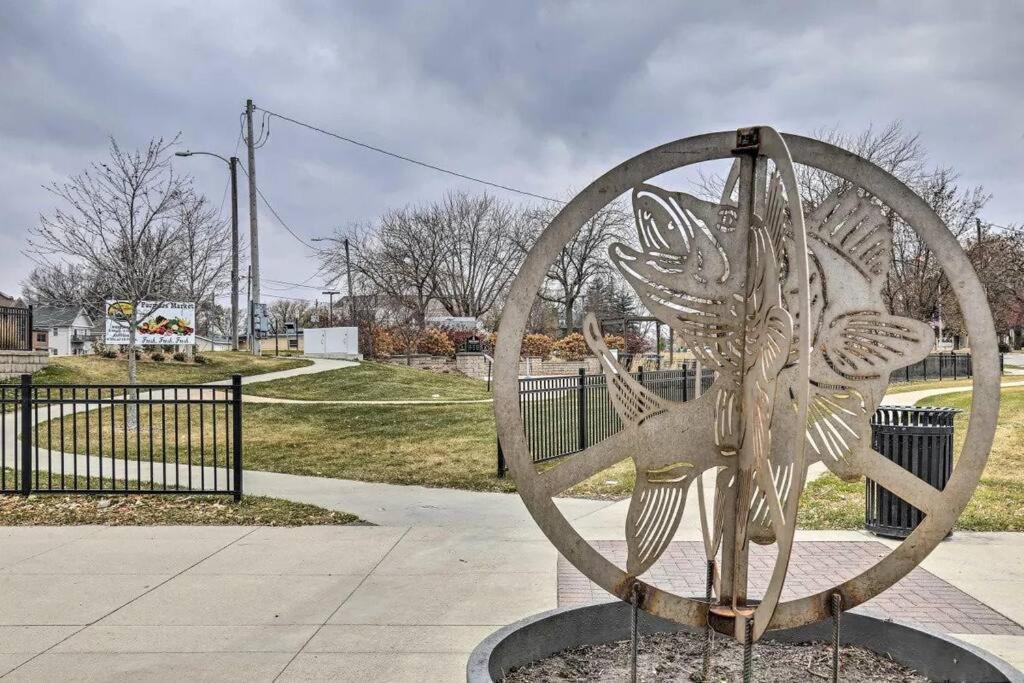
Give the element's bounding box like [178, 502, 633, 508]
[626, 467, 692, 575]
[582, 313, 667, 427]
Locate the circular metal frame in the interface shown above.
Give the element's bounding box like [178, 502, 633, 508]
[493, 131, 999, 631]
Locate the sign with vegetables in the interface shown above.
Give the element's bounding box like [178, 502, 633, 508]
[105, 300, 196, 346]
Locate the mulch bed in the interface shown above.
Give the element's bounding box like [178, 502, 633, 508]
[503, 628, 928, 682]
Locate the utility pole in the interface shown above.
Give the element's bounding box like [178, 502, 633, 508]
[229, 156, 240, 351]
[245, 98, 261, 355]
[344, 238, 355, 325]
[322, 290, 340, 327]
[247, 265, 253, 352]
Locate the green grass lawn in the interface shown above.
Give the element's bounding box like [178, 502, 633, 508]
[41, 397, 634, 497]
[0, 470, 358, 526]
[244, 360, 490, 401]
[884, 372, 1019, 396]
[28, 351, 311, 386]
[799, 386, 1024, 531]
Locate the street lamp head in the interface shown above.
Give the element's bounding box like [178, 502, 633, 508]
[174, 151, 193, 157]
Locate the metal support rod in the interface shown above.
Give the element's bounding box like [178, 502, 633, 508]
[20, 374, 32, 495]
[831, 592, 842, 683]
[231, 374, 243, 502]
[743, 617, 753, 683]
[720, 148, 758, 614]
[630, 584, 640, 683]
[702, 559, 715, 681]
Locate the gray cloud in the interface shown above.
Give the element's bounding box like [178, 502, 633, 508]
[1, 0, 1021, 299]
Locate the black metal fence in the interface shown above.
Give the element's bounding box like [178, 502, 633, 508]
[866, 406, 959, 538]
[889, 353, 973, 384]
[1, 374, 243, 499]
[499, 354, 983, 475]
[0, 305, 32, 351]
[498, 365, 715, 474]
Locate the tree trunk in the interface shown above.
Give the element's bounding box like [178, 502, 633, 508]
[127, 306, 139, 429]
[563, 296, 576, 337]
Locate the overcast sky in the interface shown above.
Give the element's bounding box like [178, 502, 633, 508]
[1, 1, 1021, 302]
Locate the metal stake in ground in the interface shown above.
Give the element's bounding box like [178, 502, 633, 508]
[831, 592, 843, 682]
[630, 583, 641, 683]
[702, 559, 715, 681]
[742, 617, 754, 683]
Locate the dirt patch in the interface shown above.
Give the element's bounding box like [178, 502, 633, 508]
[503, 628, 928, 682]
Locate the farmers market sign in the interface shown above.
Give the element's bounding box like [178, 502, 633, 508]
[105, 300, 196, 346]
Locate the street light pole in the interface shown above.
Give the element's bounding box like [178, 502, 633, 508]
[322, 290, 340, 327]
[174, 150, 241, 352]
[311, 234, 356, 325]
[344, 238, 355, 325]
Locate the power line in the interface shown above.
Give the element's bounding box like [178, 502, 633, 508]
[254, 105, 565, 204]
[264, 277, 330, 291]
[235, 162, 319, 251]
[261, 292, 315, 303]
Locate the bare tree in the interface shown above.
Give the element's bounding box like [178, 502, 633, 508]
[268, 299, 312, 331]
[21, 263, 111, 315]
[942, 222, 1024, 340]
[516, 200, 630, 334]
[432, 191, 526, 319]
[29, 136, 188, 391]
[329, 211, 443, 330]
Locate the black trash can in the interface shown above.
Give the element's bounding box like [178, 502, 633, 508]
[865, 406, 961, 539]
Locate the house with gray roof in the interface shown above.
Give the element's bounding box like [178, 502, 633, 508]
[33, 306, 96, 356]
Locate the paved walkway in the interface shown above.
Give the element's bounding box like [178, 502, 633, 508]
[207, 357, 359, 386]
[0, 526, 1020, 681]
[881, 378, 1024, 406]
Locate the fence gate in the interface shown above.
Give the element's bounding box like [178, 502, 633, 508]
[1, 374, 243, 499]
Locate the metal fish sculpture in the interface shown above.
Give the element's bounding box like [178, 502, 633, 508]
[580, 148, 934, 638]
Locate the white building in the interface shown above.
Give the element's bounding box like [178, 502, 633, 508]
[33, 306, 96, 356]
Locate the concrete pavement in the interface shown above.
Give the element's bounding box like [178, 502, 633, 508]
[0, 525, 1021, 681]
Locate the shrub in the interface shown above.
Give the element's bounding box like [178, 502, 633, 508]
[370, 327, 398, 358]
[625, 331, 651, 354]
[417, 328, 456, 357]
[102, 349, 118, 359]
[998, 341, 1011, 353]
[553, 332, 589, 361]
[602, 334, 626, 352]
[521, 333, 554, 358]
[150, 352, 165, 362]
[172, 352, 187, 362]
[193, 354, 210, 364]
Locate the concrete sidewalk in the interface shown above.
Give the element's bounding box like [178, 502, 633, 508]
[0, 525, 1021, 681]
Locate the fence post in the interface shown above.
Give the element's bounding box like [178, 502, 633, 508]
[1000, 353, 1005, 375]
[231, 374, 243, 501]
[939, 354, 943, 381]
[952, 352, 957, 381]
[26, 305, 33, 351]
[905, 365, 910, 383]
[577, 368, 588, 451]
[20, 374, 31, 495]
